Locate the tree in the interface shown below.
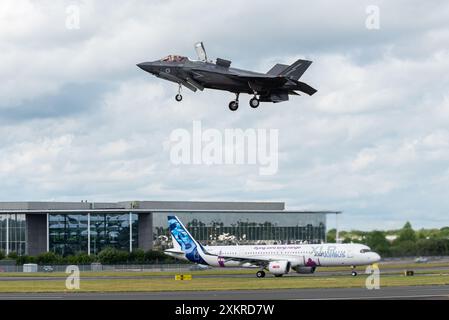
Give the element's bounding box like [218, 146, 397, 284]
[129, 249, 145, 263]
[7, 252, 18, 260]
[365, 231, 391, 256]
[397, 221, 416, 243]
[66, 252, 96, 265]
[326, 229, 336, 243]
[98, 248, 129, 264]
[390, 240, 416, 257]
[36, 252, 63, 265]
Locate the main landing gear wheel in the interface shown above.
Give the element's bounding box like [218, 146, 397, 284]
[229, 101, 239, 111]
[249, 97, 260, 108]
[229, 93, 240, 111]
[256, 270, 266, 278]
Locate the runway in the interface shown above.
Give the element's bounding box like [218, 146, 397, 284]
[0, 285, 448, 300]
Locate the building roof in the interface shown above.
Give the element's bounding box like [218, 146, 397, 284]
[0, 201, 341, 214]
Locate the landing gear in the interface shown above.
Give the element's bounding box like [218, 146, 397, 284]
[175, 84, 183, 102]
[249, 97, 260, 108]
[256, 270, 266, 278]
[351, 266, 357, 276]
[229, 93, 240, 111]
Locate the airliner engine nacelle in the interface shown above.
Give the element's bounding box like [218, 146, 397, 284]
[292, 266, 316, 274]
[268, 261, 291, 275]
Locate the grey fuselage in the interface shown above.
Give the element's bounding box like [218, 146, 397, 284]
[137, 58, 315, 102]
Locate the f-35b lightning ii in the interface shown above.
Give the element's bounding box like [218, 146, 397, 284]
[137, 42, 317, 111]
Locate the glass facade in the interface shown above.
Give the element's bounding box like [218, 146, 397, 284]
[48, 213, 138, 256]
[0, 214, 26, 255]
[152, 212, 326, 249]
[0, 210, 327, 256]
[90, 213, 138, 255]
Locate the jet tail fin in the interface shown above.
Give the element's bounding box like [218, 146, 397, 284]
[168, 216, 198, 251]
[167, 216, 209, 264]
[279, 59, 313, 80]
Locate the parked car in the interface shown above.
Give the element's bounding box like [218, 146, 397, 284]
[42, 265, 54, 272]
[189, 264, 211, 271]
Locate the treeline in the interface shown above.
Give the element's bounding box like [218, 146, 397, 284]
[0, 248, 188, 266]
[327, 222, 449, 257]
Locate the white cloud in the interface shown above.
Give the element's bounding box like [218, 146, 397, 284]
[0, 0, 449, 230]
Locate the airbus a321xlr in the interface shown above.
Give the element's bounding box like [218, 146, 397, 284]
[137, 42, 317, 111]
[164, 216, 381, 278]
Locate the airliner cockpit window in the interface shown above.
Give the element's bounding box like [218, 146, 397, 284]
[161, 55, 188, 63]
[360, 249, 371, 253]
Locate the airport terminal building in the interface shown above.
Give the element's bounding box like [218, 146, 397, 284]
[0, 201, 340, 256]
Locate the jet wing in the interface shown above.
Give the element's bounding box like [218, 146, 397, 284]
[191, 69, 286, 88]
[204, 251, 289, 267]
[227, 74, 287, 88]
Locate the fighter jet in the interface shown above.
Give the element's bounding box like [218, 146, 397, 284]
[137, 42, 317, 111]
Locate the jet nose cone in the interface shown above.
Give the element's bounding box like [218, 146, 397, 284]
[137, 62, 147, 70]
[137, 62, 159, 75]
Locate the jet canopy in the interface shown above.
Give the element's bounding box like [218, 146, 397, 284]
[160, 55, 188, 63]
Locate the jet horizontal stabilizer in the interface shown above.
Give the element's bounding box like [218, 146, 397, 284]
[295, 81, 317, 96]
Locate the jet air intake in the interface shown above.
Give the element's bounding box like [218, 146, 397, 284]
[216, 58, 232, 68]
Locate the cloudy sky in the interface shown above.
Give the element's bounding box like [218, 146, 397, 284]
[1, 0, 448, 230]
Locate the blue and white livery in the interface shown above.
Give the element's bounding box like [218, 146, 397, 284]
[165, 216, 381, 278]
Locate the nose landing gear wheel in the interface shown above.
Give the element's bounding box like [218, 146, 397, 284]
[351, 271, 358, 277]
[256, 270, 266, 278]
[229, 101, 239, 111]
[175, 94, 183, 102]
[249, 97, 260, 108]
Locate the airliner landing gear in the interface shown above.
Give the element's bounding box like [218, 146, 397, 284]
[256, 270, 266, 278]
[249, 96, 260, 108]
[229, 93, 240, 111]
[175, 84, 183, 102]
[351, 266, 357, 276]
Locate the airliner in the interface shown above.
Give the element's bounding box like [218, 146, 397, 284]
[164, 216, 381, 278]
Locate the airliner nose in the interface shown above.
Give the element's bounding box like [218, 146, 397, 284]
[372, 252, 381, 262]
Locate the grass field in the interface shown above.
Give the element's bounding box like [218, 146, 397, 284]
[0, 274, 448, 293]
[0, 261, 447, 293]
[0, 261, 447, 278]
